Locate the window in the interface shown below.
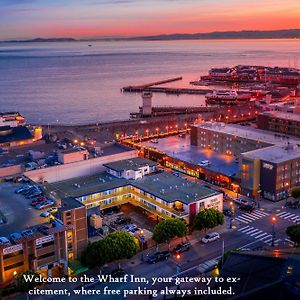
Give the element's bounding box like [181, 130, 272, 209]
[3, 250, 23, 259]
[4, 261, 24, 271]
[37, 251, 55, 260]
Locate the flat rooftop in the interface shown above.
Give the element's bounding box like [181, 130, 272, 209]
[60, 197, 86, 212]
[48, 172, 128, 199]
[101, 143, 134, 156]
[261, 111, 300, 122]
[242, 144, 300, 163]
[196, 122, 300, 146]
[48, 169, 219, 206]
[141, 135, 239, 177]
[103, 157, 157, 172]
[133, 172, 219, 205]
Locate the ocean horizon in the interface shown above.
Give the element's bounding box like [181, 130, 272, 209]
[0, 39, 299, 125]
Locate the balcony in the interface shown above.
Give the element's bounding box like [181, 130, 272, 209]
[131, 190, 189, 218]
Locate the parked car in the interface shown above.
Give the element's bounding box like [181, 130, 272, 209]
[123, 224, 138, 232]
[173, 242, 191, 254]
[26, 190, 43, 199]
[10, 233, 22, 243]
[233, 198, 249, 206]
[198, 160, 210, 167]
[21, 229, 35, 237]
[239, 204, 255, 212]
[47, 207, 58, 214]
[201, 232, 220, 244]
[40, 211, 51, 218]
[31, 197, 46, 206]
[0, 237, 10, 245]
[114, 217, 131, 226]
[35, 200, 54, 210]
[22, 186, 37, 195]
[146, 251, 170, 264]
[128, 227, 140, 235]
[16, 185, 33, 194]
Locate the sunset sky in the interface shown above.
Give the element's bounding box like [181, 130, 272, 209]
[0, 0, 300, 40]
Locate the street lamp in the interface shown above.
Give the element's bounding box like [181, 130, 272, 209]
[155, 127, 159, 136]
[140, 230, 145, 261]
[285, 183, 289, 207]
[145, 129, 149, 138]
[271, 216, 276, 247]
[175, 253, 182, 276]
[230, 201, 235, 229]
[166, 125, 169, 134]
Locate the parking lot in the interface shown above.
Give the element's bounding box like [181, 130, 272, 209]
[0, 182, 48, 238]
[141, 135, 239, 177]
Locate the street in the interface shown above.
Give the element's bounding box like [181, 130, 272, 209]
[24, 201, 300, 300]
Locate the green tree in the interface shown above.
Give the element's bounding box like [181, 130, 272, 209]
[104, 231, 139, 262]
[286, 224, 300, 246]
[81, 231, 139, 268]
[81, 240, 109, 268]
[291, 187, 300, 199]
[193, 208, 224, 232]
[152, 219, 187, 248]
[15, 271, 40, 292]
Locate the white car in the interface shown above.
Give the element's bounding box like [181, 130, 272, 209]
[201, 232, 220, 244]
[198, 160, 210, 167]
[233, 198, 250, 206]
[40, 211, 50, 218]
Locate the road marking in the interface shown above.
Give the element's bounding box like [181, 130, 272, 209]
[247, 228, 260, 235]
[254, 211, 269, 216]
[290, 216, 299, 220]
[235, 216, 253, 223]
[250, 230, 262, 237]
[276, 211, 288, 216]
[243, 213, 261, 219]
[239, 226, 254, 233]
[283, 213, 295, 219]
[254, 232, 268, 239]
[238, 225, 250, 231]
[284, 238, 295, 245]
[263, 237, 273, 243]
[259, 234, 272, 241]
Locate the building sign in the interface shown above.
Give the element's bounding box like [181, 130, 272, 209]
[263, 163, 274, 170]
[36, 234, 54, 246]
[3, 244, 23, 255]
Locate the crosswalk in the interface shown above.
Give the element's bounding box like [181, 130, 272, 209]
[234, 210, 269, 224]
[276, 211, 300, 223]
[238, 225, 281, 245]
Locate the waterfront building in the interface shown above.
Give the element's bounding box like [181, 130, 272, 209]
[49, 158, 223, 224]
[191, 122, 300, 201]
[257, 111, 300, 138]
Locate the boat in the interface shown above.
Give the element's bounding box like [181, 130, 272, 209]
[150, 139, 158, 143]
[205, 90, 251, 105]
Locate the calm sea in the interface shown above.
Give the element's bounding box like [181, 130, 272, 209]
[0, 39, 299, 125]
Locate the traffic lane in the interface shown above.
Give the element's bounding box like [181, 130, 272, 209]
[29, 232, 262, 300]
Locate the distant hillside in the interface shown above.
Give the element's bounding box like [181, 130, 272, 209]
[3, 37, 77, 43]
[134, 29, 300, 40]
[2, 29, 300, 43]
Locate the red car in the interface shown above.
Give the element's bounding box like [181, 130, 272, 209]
[31, 197, 46, 206]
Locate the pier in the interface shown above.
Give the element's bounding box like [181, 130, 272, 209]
[122, 85, 212, 95]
